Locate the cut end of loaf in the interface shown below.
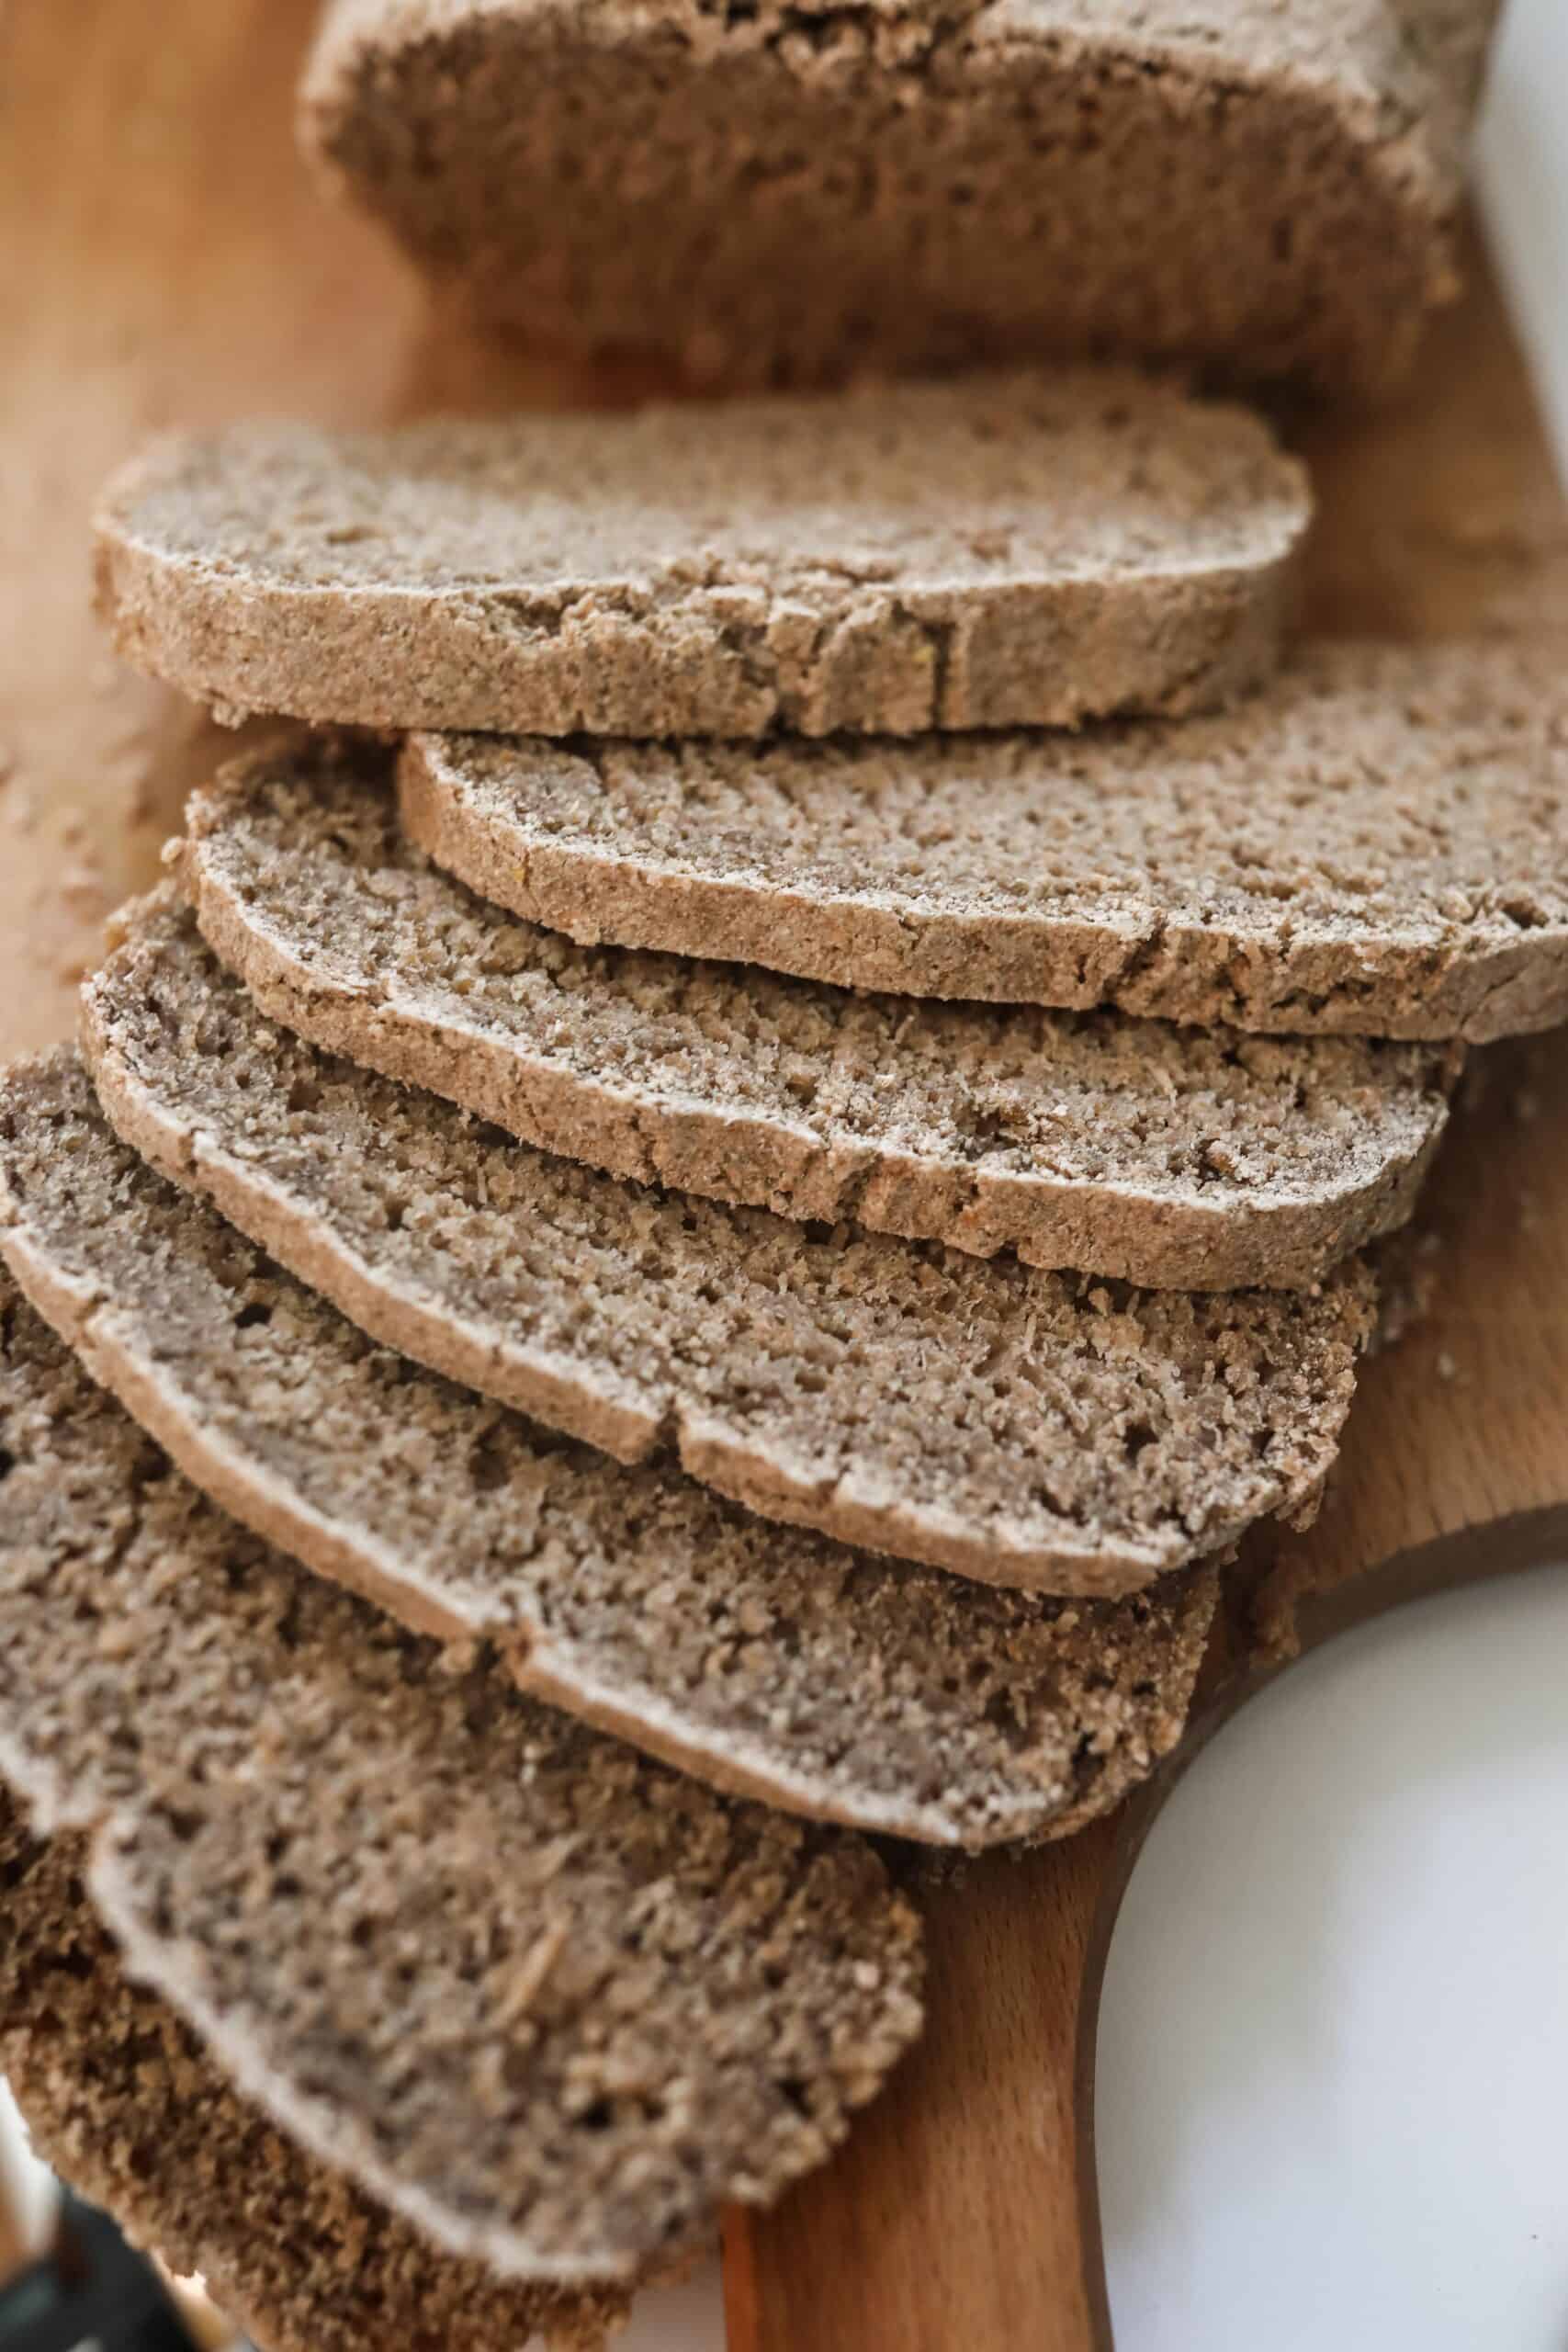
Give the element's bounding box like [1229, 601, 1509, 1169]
[0, 1802, 630, 2352]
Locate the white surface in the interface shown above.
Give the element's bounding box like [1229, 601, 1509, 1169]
[1098, 1566, 1568, 2349]
[3, 6, 1563, 2348]
[1476, 0, 1568, 484]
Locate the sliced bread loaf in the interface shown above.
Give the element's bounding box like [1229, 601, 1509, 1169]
[0, 1804, 625, 2352]
[405, 638, 1568, 1042]
[0, 1052, 1215, 1847]
[80, 897, 1377, 1597]
[0, 1275, 923, 2283]
[300, 0, 1497, 399]
[94, 376, 1307, 737]
[180, 743, 1456, 1293]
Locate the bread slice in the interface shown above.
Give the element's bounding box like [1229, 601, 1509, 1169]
[80, 895, 1377, 1597]
[94, 375, 1307, 738]
[0, 1274, 923, 2283]
[181, 741, 1456, 1294]
[0, 1052, 1216, 1848]
[300, 0, 1497, 399]
[0, 1804, 625, 2352]
[405, 638, 1568, 1043]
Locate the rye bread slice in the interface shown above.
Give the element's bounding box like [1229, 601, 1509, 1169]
[180, 742, 1456, 1294]
[299, 0, 1497, 400]
[0, 1274, 923, 2283]
[0, 1805, 625, 2352]
[405, 638, 1568, 1043]
[0, 1052, 1216, 1848]
[80, 896, 1377, 1597]
[93, 374, 1307, 738]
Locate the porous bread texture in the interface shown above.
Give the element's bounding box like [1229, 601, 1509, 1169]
[0, 1275, 923, 2284]
[299, 0, 1497, 398]
[93, 374, 1307, 737]
[183, 742, 1456, 1293]
[0, 1052, 1216, 1848]
[406, 638, 1568, 1042]
[80, 896, 1378, 1597]
[0, 1806, 626, 2352]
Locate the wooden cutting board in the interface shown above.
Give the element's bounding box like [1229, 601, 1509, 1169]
[5, 6, 1567, 2348]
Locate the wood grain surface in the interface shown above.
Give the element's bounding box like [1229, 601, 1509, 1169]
[4, 6, 1567, 2350]
[0, 0, 642, 1063]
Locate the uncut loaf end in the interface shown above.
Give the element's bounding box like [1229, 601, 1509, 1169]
[301, 0, 1498, 397]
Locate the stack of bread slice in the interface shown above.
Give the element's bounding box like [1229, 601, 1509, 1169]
[2, 3, 1550, 2343]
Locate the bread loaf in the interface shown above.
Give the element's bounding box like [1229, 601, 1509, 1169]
[300, 0, 1497, 398]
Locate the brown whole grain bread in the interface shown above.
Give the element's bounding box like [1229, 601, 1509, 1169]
[80, 896, 1378, 1597]
[93, 374, 1308, 737]
[180, 741, 1457, 1293]
[404, 638, 1568, 1042]
[299, 0, 1498, 399]
[0, 1804, 626, 2352]
[0, 1273, 923, 2282]
[0, 1051, 1218, 1848]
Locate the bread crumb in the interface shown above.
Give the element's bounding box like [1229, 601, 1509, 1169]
[60, 863, 107, 919]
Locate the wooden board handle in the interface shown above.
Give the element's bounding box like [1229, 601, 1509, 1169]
[725, 1817, 1123, 2352]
